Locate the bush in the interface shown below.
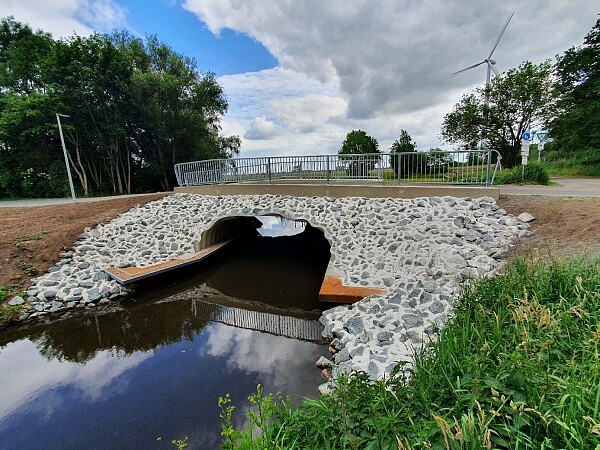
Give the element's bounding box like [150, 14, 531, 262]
[494, 162, 550, 185]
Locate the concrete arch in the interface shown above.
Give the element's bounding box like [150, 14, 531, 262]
[197, 212, 337, 262]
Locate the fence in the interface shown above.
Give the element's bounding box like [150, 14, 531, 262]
[174, 150, 501, 187]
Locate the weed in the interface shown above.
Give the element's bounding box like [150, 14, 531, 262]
[14, 230, 51, 247]
[221, 256, 600, 449]
[18, 261, 37, 276]
[171, 437, 188, 449]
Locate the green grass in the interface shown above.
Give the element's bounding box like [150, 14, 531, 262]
[14, 230, 51, 247]
[220, 256, 600, 449]
[543, 149, 600, 178]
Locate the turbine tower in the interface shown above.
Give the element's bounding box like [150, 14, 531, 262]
[452, 12, 515, 90]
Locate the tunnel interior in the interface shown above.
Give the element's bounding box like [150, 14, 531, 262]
[132, 215, 333, 313]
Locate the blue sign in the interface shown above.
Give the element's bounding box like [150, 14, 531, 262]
[522, 132, 531, 141]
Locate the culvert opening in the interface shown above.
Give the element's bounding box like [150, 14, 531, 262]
[129, 215, 332, 314]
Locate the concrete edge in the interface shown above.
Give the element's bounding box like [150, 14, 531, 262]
[175, 183, 499, 201]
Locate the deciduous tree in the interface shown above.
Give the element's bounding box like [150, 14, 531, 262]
[441, 61, 553, 167]
[548, 18, 600, 160]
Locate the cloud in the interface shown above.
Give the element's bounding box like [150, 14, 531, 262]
[0, 339, 151, 423]
[183, 0, 597, 119]
[199, 322, 324, 398]
[244, 116, 281, 140]
[0, 0, 127, 38]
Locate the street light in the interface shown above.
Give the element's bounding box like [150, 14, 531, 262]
[56, 113, 76, 202]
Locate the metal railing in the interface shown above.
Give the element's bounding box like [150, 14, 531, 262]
[174, 150, 501, 187]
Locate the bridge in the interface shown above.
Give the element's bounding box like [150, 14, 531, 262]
[105, 150, 501, 305]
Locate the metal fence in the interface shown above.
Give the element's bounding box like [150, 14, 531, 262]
[174, 150, 501, 187]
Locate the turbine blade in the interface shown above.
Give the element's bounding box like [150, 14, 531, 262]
[451, 61, 485, 76]
[488, 11, 515, 59]
[489, 62, 499, 76]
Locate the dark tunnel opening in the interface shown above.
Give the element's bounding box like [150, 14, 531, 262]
[127, 215, 333, 314]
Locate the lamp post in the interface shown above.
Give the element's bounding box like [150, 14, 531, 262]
[56, 113, 76, 202]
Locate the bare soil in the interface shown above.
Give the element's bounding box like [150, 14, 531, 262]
[1, 193, 599, 295]
[0, 194, 168, 293]
[498, 195, 600, 260]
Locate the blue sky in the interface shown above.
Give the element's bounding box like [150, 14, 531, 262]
[0, 1, 597, 158]
[116, 0, 276, 75]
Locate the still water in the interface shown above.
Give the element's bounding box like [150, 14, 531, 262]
[0, 222, 332, 449]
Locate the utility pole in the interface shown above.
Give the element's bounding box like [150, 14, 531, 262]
[56, 113, 77, 202]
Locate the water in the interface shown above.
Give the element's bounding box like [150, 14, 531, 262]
[0, 224, 332, 449]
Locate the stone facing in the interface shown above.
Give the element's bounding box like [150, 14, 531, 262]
[17, 193, 528, 386]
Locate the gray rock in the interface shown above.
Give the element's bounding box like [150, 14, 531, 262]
[517, 212, 535, 222]
[87, 288, 102, 302]
[43, 290, 57, 299]
[367, 361, 380, 379]
[344, 316, 365, 335]
[316, 356, 334, 369]
[334, 348, 350, 364]
[428, 301, 445, 314]
[8, 296, 24, 306]
[402, 314, 424, 329]
[377, 331, 394, 342]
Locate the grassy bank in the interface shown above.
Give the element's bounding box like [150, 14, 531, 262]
[220, 256, 600, 449]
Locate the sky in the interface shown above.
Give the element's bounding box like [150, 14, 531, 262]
[0, 1, 597, 158]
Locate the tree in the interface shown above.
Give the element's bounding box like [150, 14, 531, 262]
[338, 130, 380, 177]
[441, 61, 553, 167]
[548, 17, 600, 160]
[390, 129, 416, 153]
[0, 18, 240, 197]
[389, 129, 424, 176]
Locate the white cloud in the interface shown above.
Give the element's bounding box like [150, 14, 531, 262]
[0, 339, 151, 423]
[190, 0, 597, 156]
[0, 0, 127, 38]
[244, 116, 281, 140]
[200, 322, 324, 398]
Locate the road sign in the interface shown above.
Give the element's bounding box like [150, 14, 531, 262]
[537, 132, 548, 143]
[522, 132, 531, 141]
[522, 155, 528, 165]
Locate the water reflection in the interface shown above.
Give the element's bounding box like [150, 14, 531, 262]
[0, 305, 327, 450]
[0, 224, 332, 449]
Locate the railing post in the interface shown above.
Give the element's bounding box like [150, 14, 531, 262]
[397, 154, 401, 186]
[326, 155, 330, 184]
[267, 157, 272, 183]
[485, 150, 492, 186]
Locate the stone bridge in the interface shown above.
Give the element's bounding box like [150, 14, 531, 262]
[23, 186, 528, 388]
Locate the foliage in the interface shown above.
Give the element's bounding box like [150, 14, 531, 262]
[495, 162, 550, 185]
[339, 130, 380, 177]
[542, 145, 600, 177]
[442, 61, 553, 168]
[548, 18, 600, 163]
[222, 256, 600, 449]
[0, 16, 240, 198]
[389, 129, 423, 176]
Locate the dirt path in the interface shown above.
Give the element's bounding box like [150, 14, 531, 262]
[498, 195, 600, 259]
[1, 193, 599, 297]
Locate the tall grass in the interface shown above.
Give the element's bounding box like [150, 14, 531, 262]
[220, 256, 600, 449]
[543, 149, 600, 177]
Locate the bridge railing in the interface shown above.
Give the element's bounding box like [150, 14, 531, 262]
[174, 150, 501, 187]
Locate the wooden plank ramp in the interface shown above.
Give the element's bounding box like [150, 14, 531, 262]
[105, 239, 233, 285]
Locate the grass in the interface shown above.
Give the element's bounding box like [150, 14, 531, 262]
[219, 256, 600, 449]
[14, 230, 51, 247]
[542, 149, 600, 178]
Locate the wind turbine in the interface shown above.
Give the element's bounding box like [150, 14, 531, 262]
[452, 11, 515, 89]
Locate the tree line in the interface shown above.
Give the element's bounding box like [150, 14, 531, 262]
[0, 17, 240, 198]
[341, 17, 600, 170]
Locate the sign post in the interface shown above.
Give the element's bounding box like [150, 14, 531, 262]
[521, 132, 531, 181]
[536, 132, 548, 161]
